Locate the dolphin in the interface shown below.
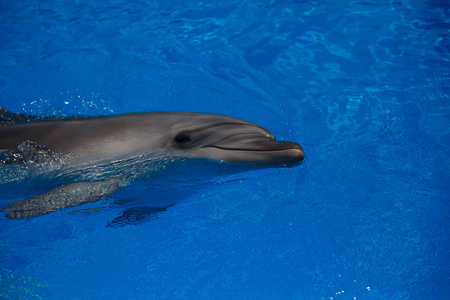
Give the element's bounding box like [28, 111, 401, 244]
[0, 111, 304, 165]
[0, 109, 304, 219]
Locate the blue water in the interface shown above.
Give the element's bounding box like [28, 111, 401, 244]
[1, 0, 449, 299]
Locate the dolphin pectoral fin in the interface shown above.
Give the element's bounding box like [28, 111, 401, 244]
[1, 178, 128, 219]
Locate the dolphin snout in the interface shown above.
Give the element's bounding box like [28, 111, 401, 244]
[263, 140, 304, 164]
[289, 142, 305, 163]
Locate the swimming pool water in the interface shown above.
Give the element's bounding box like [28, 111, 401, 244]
[1, 0, 449, 299]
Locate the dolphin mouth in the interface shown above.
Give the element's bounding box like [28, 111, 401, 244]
[200, 140, 305, 165]
[203, 141, 303, 152]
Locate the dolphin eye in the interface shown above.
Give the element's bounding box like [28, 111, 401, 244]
[174, 132, 192, 146]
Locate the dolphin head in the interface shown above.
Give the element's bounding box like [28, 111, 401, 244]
[164, 113, 304, 165]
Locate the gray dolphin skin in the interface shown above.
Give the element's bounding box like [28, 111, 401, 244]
[0, 112, 304, 165]
[0, 109, 304, 219]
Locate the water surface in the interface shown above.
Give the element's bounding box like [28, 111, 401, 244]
[0, 0, 449, 299]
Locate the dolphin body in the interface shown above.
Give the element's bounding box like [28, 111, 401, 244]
[0, 109, 304, 219]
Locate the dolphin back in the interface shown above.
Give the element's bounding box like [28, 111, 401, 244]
[0, 107, 43, 127]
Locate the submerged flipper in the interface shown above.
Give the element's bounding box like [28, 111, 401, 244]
[0, 178, 128, 219]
